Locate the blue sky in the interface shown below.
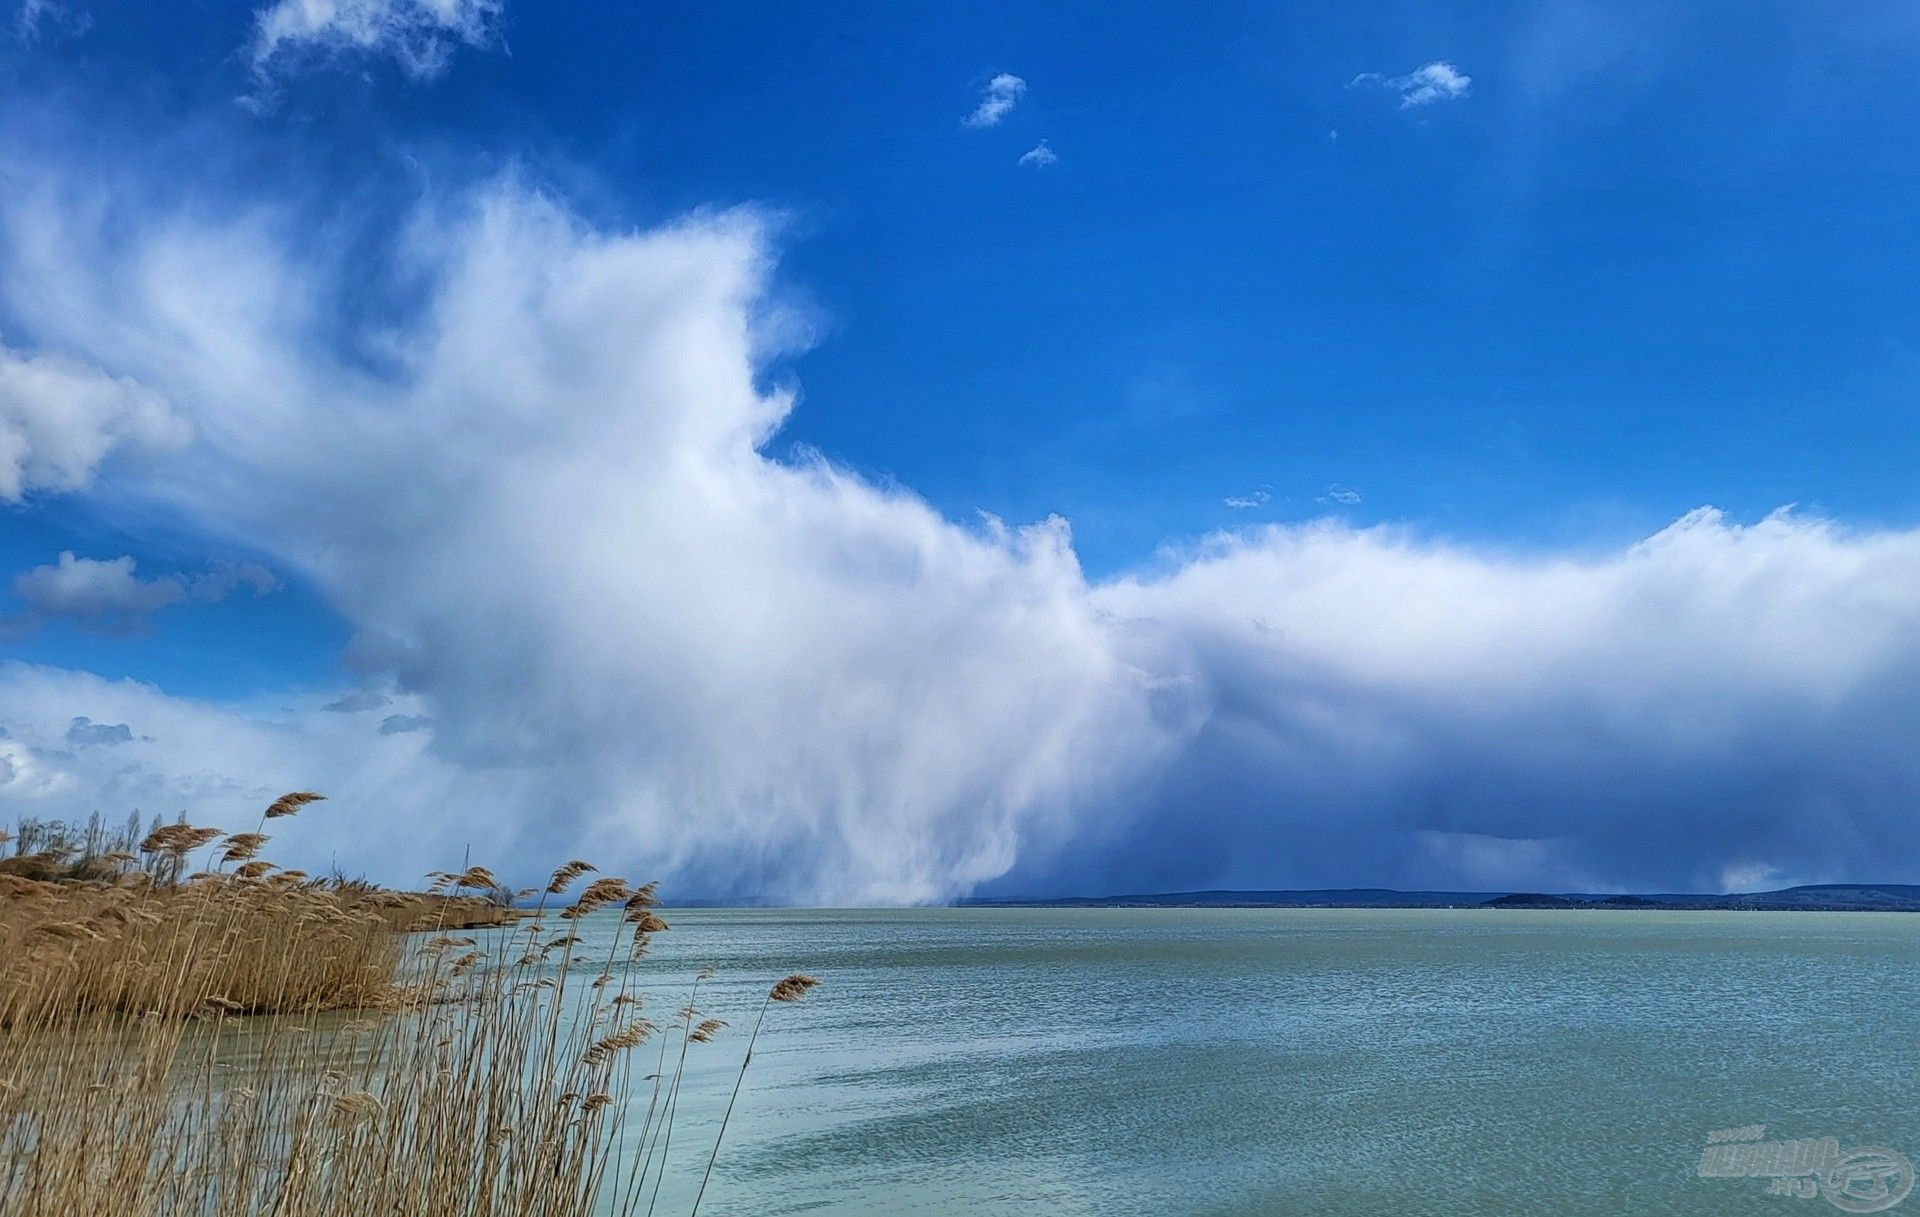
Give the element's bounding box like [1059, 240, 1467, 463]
[5, 1, 1920, 900]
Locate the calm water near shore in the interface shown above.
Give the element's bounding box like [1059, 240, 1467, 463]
[594, 907, 1920, 1216]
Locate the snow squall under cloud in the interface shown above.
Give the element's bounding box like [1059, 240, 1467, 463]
[4, 161, 1920, 901]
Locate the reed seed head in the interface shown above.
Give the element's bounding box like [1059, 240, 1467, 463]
[565, 876, 632, 918]
[220, 833, 270, 864]
[330, 1090, 382, 1123]
[545, 860, 596, 895]
[452, 865, 497, 891]
[769, 973, 820, 1003]
[264, 791, 326, 819]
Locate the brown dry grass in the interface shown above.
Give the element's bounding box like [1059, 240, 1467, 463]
[0, 793, 817, 1217]
[0, 878, 401, 1026]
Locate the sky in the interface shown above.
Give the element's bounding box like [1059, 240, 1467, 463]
[4, 0, 1920, 901]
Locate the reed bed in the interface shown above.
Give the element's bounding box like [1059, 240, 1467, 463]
[0, 879, 403, 1026]
[0, 795, 817, 1217]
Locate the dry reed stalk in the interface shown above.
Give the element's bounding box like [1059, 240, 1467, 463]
[688, 974, 821, 1217]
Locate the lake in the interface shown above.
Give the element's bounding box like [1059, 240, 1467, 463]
[607, 907, 1920, 1215]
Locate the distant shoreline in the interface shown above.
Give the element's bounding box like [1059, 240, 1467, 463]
[958, 883, 1920, 913]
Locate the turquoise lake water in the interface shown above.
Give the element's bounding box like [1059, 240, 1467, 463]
[601, 907, 1920, 1215]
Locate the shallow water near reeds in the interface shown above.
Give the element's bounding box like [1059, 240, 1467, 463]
[432, 909, 1920, 1214]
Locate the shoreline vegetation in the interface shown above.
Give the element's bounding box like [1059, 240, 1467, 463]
[963, 882, 1920, 912]
[0, 793, 817, 1217]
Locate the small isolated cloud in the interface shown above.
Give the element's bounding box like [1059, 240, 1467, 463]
[248, 0, 503, 81]
[6, 553, 277, 636]
[12, 554, 184, 633]
[325, 688, 392, 713]
[1349, 61, 1471, 108]
[0, 343, 189, 502]
[378, 713, 433, 735]
[1224, 490, 1271, 510]
[1317, 485, 1363, 506]
[963, 73, 1026, 128]
[1017, 140, 1057, 168]
[66, 716, 132, 747]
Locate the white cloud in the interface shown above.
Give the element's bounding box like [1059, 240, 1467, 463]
[1317, 485, 1362, 505]
[6, 552, 275, 635]
[12, 553, 183, 631]
[0, 663, 487, 876]
[248, 0, 503, 80]
[963, 73, 1026, 128]
[0, 174, 1169, 903]
[1017, 140, 1057, 168]
[1224, 490, 1270, 510]
[0, 729, 75, 800]
[10, 157, 1920, 901]
[1075, 508, 1920, 894]
[0, 344, 189, 502]
[1350, 61, 1472, 108]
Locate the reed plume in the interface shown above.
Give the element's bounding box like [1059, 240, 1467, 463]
[263, 791, 327, 819]
[219, 832, 270, 864]
[547, 860, 597, 895]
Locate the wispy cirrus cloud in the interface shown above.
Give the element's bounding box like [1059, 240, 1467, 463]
[963, 73, 1026, 128]
[1349, 60, 1471, 108]
[16, 0, 74, 41]
[247, 0, 503, 80]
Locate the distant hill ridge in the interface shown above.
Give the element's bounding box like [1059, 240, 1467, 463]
[965, 883, 1920, 912]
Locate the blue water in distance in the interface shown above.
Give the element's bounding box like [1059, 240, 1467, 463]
[593, 907, 1920, 1216]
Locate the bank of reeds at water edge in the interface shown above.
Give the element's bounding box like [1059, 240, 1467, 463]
[0, 792, 818, 1216]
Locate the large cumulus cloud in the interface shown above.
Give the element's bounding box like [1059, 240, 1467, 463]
[1051, 512, 1920, 896]
[5, 160, 1920, 900]
[0, 175, 1178, 902]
